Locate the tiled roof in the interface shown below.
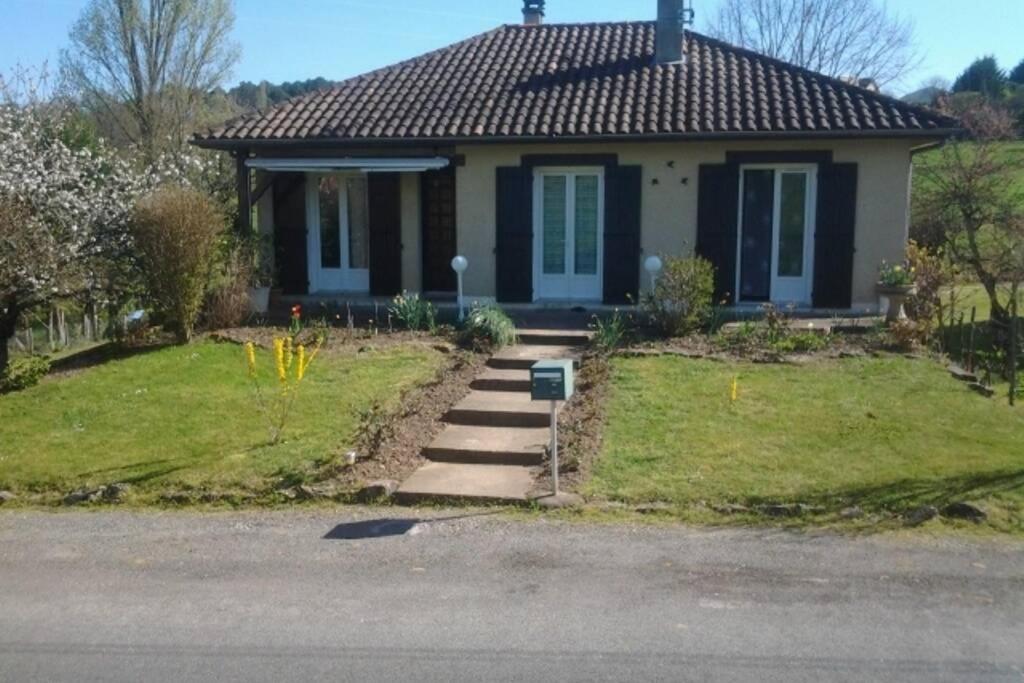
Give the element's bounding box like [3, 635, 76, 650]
[194, 21, 958, 146]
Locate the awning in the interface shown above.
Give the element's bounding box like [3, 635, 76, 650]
[244, 157, 450, 173]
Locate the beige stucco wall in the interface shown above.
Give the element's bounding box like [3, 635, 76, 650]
[399, 172, 421, 292]
[453, 138, 921, 309]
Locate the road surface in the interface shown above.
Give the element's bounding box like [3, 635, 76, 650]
[0, 509, 1021, 682]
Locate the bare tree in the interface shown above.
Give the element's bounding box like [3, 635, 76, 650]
[60, 0, 239, 156]
[706, 0, 919, 88]
[914, 102, 1024, 400]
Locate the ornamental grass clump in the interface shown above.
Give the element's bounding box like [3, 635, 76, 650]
[244, 334, 323, 444]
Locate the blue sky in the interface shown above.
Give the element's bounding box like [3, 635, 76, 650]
[2, 0, 1022, 96]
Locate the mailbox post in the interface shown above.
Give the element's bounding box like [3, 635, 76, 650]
[530, 359, 575, 495]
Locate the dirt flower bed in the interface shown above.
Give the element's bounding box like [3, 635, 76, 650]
[210, 325, 454, 353]
[329, 349, 487, 490]
[532, 351, 614, 496]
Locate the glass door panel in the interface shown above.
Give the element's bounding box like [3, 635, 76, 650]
[542, 175, 567, 275]
[739, 169, 774, 302]
[777, 173, 807, 277]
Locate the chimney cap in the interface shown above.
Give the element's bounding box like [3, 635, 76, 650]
[522, 0, 545, 25]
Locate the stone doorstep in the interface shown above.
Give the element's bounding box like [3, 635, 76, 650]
[395, 462, 539, 504]
[423, 424, 550, 466]
[487, 345, 582, 370]
[470, 367, 532, 392]
[446, 390, 557, 428]
[515, 329, 593, 347]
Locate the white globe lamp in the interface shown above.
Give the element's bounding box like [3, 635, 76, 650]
[451, 255, 469, 321]
[644, 255, 664, 290]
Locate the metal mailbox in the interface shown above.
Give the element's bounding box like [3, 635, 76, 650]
[530, 359, 575, 402]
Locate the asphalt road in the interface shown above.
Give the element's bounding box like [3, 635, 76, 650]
[0, 508, 1021, 682]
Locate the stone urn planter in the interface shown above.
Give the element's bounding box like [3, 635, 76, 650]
[877, 284, 916, 324]
[248, 286, 271, 314]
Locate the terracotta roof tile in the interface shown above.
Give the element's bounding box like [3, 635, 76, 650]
[195, 22, 958, 146]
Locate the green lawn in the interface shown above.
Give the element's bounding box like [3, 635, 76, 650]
[913, 140, 1024, 202]
[589, 356, 1024, 533]
[0, 341, 443, 502]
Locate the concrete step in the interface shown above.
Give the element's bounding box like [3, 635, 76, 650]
[446, 390, 554, 428]
[515, 328, 593, 347]
[423, 425, 549, 466]
[487, 345, 582, 371]
[395, 462, 537, 504]
[470, 367, 532, 392]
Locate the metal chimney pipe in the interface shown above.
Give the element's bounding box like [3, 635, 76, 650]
[523, 0, 545, 25]
[655, 0, 685, 64]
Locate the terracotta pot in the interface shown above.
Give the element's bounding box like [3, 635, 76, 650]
[877, 284, 916, 323]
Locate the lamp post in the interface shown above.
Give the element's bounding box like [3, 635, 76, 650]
[644, 255, 664, 291]
[451, 255, 469, 321]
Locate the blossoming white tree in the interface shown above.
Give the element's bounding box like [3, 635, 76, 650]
[0, 95, 227, 374]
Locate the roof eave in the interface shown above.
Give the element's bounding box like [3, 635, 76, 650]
[191, 127, 963, 152]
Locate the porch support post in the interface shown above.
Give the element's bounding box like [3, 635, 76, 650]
[235, 150, 252, 236]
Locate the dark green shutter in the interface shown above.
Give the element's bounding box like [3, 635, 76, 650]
[603, 165, 642, 304]
[369, 173, 402, 296]
[813, 163, 858, 308]
[273, 174, 308, 295]
[495, 166, 533, 303]
[696, 163, 740, 304]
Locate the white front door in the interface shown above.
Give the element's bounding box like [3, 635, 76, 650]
[736, 166, 817, 306]
[307, 173, 370, 293]
[533, 168, 604, 301]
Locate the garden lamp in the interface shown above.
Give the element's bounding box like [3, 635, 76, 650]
[451, 255, 469, 321]
[644, 255, 663, 291]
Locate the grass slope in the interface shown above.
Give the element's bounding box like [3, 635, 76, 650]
[590, 356, 1023, 533]
[0, 341, 443, 501]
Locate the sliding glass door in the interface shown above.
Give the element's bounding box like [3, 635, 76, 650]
[737, 166, 816, 306]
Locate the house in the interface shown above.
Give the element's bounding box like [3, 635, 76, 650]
[193, 0, 959, 312]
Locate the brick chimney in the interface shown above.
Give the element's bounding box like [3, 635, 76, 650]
[656, 0, 693, 64]
[523, 0, 545, 25]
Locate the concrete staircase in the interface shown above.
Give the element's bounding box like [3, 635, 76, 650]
[395, 327, 589, 504]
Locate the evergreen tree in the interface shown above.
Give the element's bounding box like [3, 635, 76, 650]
[952, 56, 1007, 97]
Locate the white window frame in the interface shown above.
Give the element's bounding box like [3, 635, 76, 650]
[734, 164, 818, 306]
[306, 172, 370, 294]
[531, 166, 605, 302]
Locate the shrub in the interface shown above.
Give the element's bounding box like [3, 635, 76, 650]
[353, 399, 396, 458]
[132, 186, 225, 343]
[389, 292, 437, 331]
[590, 309, 631, 353]
[0, 355, 51, 393]
[459, 303, 517, 351]
[203, 244, 252, 330]
[641, 255, 715, 337]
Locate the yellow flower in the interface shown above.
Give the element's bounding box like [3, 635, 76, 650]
[296, 345, 306, 381]
[245, 342, 257, 378]
[273, 338, 286, 382]
[283, 337, 293, 372]
[730, 376, 739, 402]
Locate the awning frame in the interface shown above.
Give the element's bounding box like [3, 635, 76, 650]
[244, 157, 450, 173]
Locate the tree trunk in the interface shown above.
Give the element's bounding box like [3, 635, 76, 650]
[0, 305, 18, 378]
